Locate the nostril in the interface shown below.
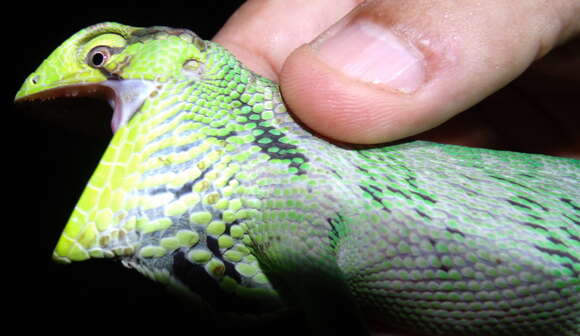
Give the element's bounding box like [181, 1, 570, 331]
[31, 75, 39, 85]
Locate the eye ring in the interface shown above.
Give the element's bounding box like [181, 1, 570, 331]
[87, 46, 111, 68]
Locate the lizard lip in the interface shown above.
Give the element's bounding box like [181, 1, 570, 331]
[15, 80, 154, 133]
[15, 82, 115, 102]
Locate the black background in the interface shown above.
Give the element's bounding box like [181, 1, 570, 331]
[9, 3, 304, 335]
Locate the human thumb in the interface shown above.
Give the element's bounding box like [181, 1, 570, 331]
[280, 0, 580, 144]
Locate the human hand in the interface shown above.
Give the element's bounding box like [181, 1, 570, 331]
[214, 0, 579, 158]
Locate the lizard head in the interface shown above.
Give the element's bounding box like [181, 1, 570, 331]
[15, 22, 207, 132]
[14, 22, 209, 264]
[15, 23, 284, 309]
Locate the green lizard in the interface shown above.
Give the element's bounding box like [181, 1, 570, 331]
[15, 23, 579, 335]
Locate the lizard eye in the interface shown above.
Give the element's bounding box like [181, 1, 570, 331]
[87, 46, 111, 68]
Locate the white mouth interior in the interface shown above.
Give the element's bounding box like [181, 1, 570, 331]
[101, 80, 156, 132]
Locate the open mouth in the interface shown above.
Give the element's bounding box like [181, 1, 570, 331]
[15, 80, 155, 133]
[15, 83, 115, 132]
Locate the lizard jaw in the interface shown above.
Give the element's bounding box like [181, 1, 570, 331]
[15, 80, 155, 133]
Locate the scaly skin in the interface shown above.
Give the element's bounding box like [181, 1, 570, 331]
[16, 23, 579, 335]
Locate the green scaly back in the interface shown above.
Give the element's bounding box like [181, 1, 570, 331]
[16, 23, 579, 335]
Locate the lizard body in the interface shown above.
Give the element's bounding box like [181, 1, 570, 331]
[16, 23, 579, 335]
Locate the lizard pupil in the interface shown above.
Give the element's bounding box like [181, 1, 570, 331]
[92, 52, 105, 66]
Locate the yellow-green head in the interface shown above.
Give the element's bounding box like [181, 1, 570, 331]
[16, 23, 136, 100]
[16, 22, 208, 131]
[16, 22, 205, 99]
[14, 23, 218, 263]
[15, 23, 284, 311]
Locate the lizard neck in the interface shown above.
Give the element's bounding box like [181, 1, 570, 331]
[51, 47, 320, 310]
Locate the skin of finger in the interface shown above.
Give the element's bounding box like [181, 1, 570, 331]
[212, 0, 362, 80]
[281, 45, 442, 143]
[280, 0, 580, 144]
